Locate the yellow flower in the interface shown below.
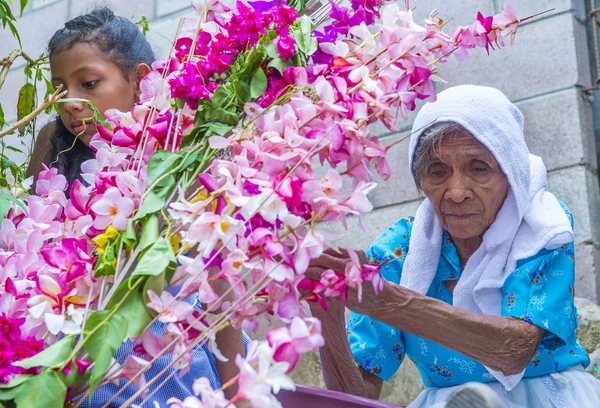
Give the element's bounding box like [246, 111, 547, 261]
[189, 191, 227, 213]
[92, 225, 120, 253]
[189, 191, 208, 204]
[170, 233, 181, 252]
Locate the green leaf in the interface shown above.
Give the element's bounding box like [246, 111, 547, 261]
[147, 150, 179, 186]
[292, 16, 315, 56]
[207, 122, 233, 137]
[134, 15, 150, 37]
[113, 288, 152, 338]
[43, 79, 55, 115]
[210, 86, 232, 109]
[106, 277, 138, 309]
[3, 145, 22, 153]
[18, 0, 26, 16]
[13, 370, 66, 408]
[94, 247, 117, 277]
[132, 237, 176, 277]
[300, 16, 313, 45]
[0, 192, 25, 220]
[0, 375, 30, 389]
[250, 67, 267, 99]
[265, 43, 280, 59]
[16, 83, 34, 122]
[234, 81, 251, 104]
[84, 311, 127, 393]
[0, 104, 5, 130]
[181, 126, 202, 147]
[154, 174, 176, 198]
[0, 387, 18, 401]
[0, 197, 9, 221]
[23, 65, 32, 79]
[237, 46, 265, 80]
[123, 219, 137, 249]
[210, 108, 240, 125]
[267, 58, 288, 75]
[209, 108, 239, 126]
[266, 29, 278, 41]
[12, 335, 74, 369]
[180, 149, 200, 171]
[306, 38, 319, 56]
[2, 158, 15, 168]
[135, 191, 166, 220]
[139, 214, 159, 251]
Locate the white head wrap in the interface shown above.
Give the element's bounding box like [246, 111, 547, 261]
[401, 85, 574, 389]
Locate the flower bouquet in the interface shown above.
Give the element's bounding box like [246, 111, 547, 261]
[0, 0, 531, 406]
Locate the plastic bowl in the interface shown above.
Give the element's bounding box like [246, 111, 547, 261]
[276, 385, 405, 408]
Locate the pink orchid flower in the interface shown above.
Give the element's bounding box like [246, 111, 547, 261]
[235, 342, 294, 406]
[266, 317, 325, 371]
[121, 355, 151, 390]
[40, 238, 92, 284]
[90, 187, 134, 231]
[493, 4, 519, 45]
[147, 290, 194, 323]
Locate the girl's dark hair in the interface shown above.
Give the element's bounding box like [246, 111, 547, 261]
[46, 7, 156, 189]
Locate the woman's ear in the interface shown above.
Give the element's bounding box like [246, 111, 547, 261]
[134, 63, 152, 98]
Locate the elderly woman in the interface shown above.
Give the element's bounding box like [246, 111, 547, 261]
[308, 85, 600, 407]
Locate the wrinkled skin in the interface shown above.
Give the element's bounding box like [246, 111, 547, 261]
[420, 130, 508, 263]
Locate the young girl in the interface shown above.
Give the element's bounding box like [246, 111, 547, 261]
[27, 8, 247, 407]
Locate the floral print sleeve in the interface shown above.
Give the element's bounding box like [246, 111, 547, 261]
[346, 217, 413, 381]
[502, 203, 589, 373]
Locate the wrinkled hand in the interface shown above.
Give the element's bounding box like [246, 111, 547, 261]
[305, 248, 384, 318]
[308, 247, 368, 271]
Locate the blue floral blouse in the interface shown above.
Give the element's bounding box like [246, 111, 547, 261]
[347, 204, 589, 387]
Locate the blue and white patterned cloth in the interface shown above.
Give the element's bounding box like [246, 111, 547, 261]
[78, 297, 250, 408]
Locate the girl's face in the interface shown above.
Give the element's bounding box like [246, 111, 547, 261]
[50, 43, 140, 145]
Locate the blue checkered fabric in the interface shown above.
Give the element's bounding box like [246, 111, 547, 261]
[77, 296, 250, 407]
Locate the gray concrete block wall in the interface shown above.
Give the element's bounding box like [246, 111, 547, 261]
[1, 0, 599, 300]
[367, 0, 600, 301]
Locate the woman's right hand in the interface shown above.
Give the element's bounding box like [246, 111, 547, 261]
[305, 248, 386, 317]
[305, 266, 346, 322]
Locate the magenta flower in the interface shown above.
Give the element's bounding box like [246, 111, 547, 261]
[275, 28, 296, 60]
[40, 238, 92, 284]
[0, 314, 44, 383]
[297, 278, 327, 310]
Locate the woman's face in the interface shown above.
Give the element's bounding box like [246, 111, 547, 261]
[419, 131, 509, 241]
[50, 43, 138, 145]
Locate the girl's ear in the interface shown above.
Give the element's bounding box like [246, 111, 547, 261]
[134, 63, 152, 98]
